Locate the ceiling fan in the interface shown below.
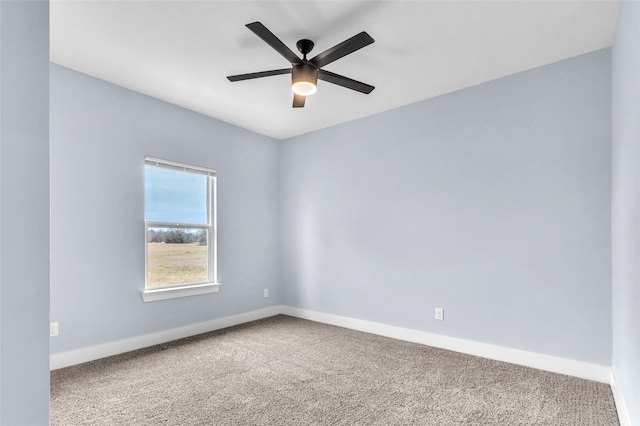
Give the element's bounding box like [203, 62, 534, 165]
[227, 22, 375, 108]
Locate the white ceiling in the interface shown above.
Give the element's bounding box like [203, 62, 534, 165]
[50, 1, 620, 140]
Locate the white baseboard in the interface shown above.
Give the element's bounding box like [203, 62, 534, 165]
[50, 306, 281, 370]
[610, 369, 632, 426]
[280, 306, 611, 384]
[51, 305, 611, 386]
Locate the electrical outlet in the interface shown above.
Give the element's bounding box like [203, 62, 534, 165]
[435, 308, 444, 321]
[50, 322, 59, 337]
[263, 289, 269, 298]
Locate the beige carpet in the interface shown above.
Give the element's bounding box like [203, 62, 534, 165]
[50, 315, 619, 425]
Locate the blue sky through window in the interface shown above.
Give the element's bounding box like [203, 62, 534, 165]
[145, 166, 208, 224]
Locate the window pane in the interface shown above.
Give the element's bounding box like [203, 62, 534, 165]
[147, 227, 208, 287]
[145, 166, 208, 224]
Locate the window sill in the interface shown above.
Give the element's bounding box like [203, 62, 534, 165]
[141, 282, 221, 302]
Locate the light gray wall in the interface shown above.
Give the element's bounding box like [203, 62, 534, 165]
[0, 0, 50, 424]
[50, 64, 280, 354]
[280, 49, 612, 365]
[612, 2, 640, 424]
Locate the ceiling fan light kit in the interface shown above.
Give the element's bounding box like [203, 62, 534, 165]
[227, 22, 375, 108]
[291, 64, 318, 96]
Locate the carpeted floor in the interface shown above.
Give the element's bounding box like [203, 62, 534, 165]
[50, 315, 619, 425]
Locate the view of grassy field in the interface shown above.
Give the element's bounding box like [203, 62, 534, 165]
[147, 243, 207, 287]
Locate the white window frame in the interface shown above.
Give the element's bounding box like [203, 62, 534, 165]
[142, 157, 220, 302]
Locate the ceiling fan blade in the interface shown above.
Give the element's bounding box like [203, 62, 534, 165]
[246, 22, 303, 65]
[318, 69, 374, 94]
[227, 68, 292, 82]
[309, 31, 374, 69]
[293, 93, 306, 108]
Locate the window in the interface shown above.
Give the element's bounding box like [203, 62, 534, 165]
[142, 157, 219, 302]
